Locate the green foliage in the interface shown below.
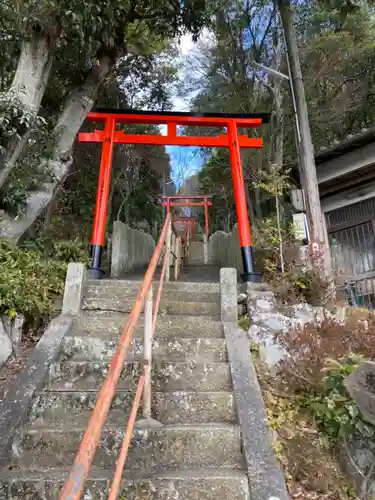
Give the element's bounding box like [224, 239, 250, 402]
[0, 91, 47, 159]
[303, 354, 375, 440]
[256, 165, 291, 199]
[253, 216, 295, 277]
[0, 237, 89, 323]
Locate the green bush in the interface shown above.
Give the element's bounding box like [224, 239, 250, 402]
[0, 237, 89, 323]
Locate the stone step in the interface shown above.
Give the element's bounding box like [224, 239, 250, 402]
[85, 281, 220, 303]
[71, 311, 223, 340]
[0, 467, 250, 499]
[28, 391, 236, 427]
[13, 424, 243, 470]
[82, 295, 220, 316]
[60, 336, 227, 363]
[86, 278, 220, 293]
[46, 361, 232, 392]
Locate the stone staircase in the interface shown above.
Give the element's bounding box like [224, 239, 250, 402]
[1, 278, 251, 498]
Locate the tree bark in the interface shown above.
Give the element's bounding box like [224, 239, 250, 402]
[270, 21, 284, 168]
[278, 0, 332, 277]
[0, 54, 115, 243]
[0, 31, 56, 187]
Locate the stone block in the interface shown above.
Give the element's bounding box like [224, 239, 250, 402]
[345, 360, 375, 426]
[0, 314, 25, 368]
[111, 221, 155, 278]
[223, 323, 289, 500]
[220, 268, 238, 322]
[62, 262, 86, 315]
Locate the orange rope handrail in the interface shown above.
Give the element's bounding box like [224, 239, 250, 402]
[59, 213, 172, 500]
[108, 229, 171, 499]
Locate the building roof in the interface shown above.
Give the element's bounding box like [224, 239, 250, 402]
[315, 127, 375, 165]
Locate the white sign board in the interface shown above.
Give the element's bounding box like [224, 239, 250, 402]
[293, 213, 308, 241]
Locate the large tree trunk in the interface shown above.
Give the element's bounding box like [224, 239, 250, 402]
[278, 0, 332, 277]
[270, 21, 284, 168]
[0, 54, 115, 243]
[0, 31, 56, 188]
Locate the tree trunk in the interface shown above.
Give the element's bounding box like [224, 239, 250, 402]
[0, 32, 56, 188]
[0, 54, 115, 243]
[270, 21, 284, 168]
[278, 0, 332, 277]
[275, 195, 284, 274]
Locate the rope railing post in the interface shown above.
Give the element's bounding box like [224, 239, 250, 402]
[203, 233, 208, 265]
[174, 236, 181, 281]
[143, 285, 153, 419]
[165, 220, 172, 282]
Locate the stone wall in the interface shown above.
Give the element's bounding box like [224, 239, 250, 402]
[247, 284, 346, 372]
[111, 221, 156, 278]
[208, 224, 242, 269]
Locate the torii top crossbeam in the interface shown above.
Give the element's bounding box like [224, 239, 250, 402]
[80, 109, 268, 148]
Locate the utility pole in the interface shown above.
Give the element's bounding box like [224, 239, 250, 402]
[278, 0, 332, 277]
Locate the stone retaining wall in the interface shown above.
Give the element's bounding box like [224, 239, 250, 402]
[111, 221, 156, 278]
[208, 224, 242, 269]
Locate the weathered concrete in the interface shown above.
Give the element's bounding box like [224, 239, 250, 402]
[111, 221, 155, 278]
[71, 311, 224, 340]
[82, 294, 221, 316]
[208, 225, 242, 270]
[61, 262, 86, 315]
[28, 390, 236, 427]
[0, 315, 72, 466]
[46, 360, 232, 392]
[220, 268, 289, 500]
[224, 323, 290, 500]
[220, 268, 238, 322]
[61, 336, 227, 362]
[0, 468, 251, 499]
[85, 282, 220, 303]
[1, 275, 249, 498]
[14, 424, 242, 469]
[0, 314, 25, 368]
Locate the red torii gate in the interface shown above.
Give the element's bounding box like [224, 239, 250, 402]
[172, 217, 198, 240]
[162, 195, 212, 236]
[79, 108, 269, 282]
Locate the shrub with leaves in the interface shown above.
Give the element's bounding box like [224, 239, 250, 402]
[276, 315, 375, 394]
[303, 354, 375, 440]
[0, 237, 89, 324]
[275, 266, 332, 306]
[254, 215, 295, 280]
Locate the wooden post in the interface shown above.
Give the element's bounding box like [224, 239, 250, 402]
[143, 286, 153, 419]
[203, 233, 208, 265]
[165, 221, 172, 282]
[175, 236, 181, 280]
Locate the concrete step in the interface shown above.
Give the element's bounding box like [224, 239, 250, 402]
[46, 361, 232, 392]
[29, 391, 236, 427]
[13, 424, 243, 470]
[86, 278, 220, 291]
[82, 295, 220, 316]
[71, 311, 224, 340]
[85, 279, 220, 299]
[0, 467, 250, 499]
[60, 336, 227, 363]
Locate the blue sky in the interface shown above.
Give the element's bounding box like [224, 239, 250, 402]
[166, 33, 208, 189]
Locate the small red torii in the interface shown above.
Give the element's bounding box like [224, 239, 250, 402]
[79, 108, 269, 282]
[162, 195, 212, 236]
